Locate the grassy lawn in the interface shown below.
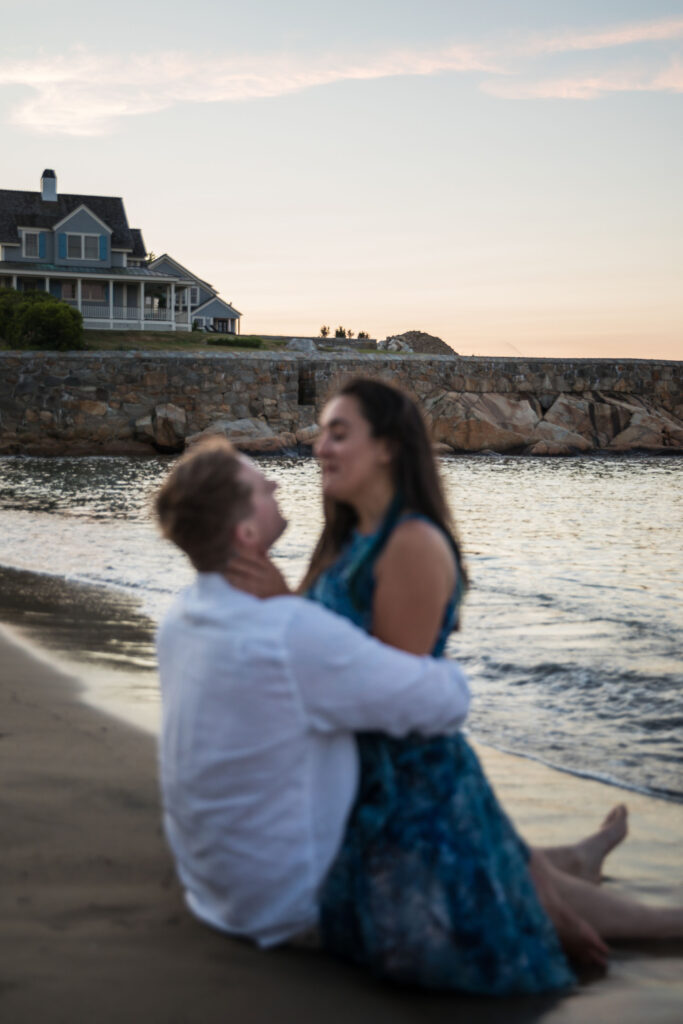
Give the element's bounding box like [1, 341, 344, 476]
[81, 330, 286, 352]
[0, 330, 380, 354]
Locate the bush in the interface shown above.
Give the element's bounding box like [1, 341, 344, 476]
[0, 289, 84, 350]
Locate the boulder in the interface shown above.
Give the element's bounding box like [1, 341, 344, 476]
[608, 408, 683, 451]
[528, 420, 593, 452]
[295, 424, 320, 446]
[286, 338, 318, 353]
[543, 393, 632, 448]
[378, 337, 414, 353]
[186, 417, 297, 453]
[527, 441, 575, 456]
[430, 392, 539, 452]
[134, 403, 186, 451]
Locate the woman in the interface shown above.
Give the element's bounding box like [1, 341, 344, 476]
[228, 378, 683, 993]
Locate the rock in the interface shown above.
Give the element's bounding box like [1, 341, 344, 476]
[543, 393, 631, 448]
[380, 331, 456, 356]
[295, 424, 320, 445]
[430, 392, 539, 453]
[187, 417, 297, 453]
[152, 403, 187, 449]
[134, 403, 187, 451]
[286, 338, 318, 353]
[529, 420, 593, 452]
[527, 441, 575, 456]
[432, 442, 453, 455]
[608, 408, 683, 450]
[78, 399, 107, 416]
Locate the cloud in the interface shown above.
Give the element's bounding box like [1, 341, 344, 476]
[0, 45, 498, 136]
[482, 60, 683, 101]
[521, 16, 683, 56]
[1, 15, 681, 135]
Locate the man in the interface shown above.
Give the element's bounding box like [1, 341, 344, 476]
[155, 437, 470, 948]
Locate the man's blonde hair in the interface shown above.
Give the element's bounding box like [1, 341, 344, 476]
[155, 437, 252, 571]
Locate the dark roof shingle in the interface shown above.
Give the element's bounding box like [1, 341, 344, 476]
[0, 189, 134, 249]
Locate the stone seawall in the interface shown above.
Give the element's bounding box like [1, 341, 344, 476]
[0, 351, 681, 456]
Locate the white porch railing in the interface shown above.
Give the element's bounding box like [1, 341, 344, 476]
[62, 298, 190, 329]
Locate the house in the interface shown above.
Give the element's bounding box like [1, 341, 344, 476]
[0, 170, 241, 333]
[148, 254, 241, 334]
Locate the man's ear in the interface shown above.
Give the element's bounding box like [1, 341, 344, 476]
[234, 518, 258, 549]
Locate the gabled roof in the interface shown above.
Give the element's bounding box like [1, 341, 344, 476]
[148, 253, 215, 293]
[195, 295, 242, 317]
[0, 188, 134, 249]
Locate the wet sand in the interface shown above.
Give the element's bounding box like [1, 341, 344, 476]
[2, 623, 682, 1023]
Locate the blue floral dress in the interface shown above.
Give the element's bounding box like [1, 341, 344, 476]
[307, 504, 575, 994]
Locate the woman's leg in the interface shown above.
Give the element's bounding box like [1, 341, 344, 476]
[537, 804, 628, 883]
[538, 851, 683, 941]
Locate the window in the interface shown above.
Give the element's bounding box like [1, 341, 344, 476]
[82, 282, 106, 301]
[23, 231, 40, 258]
[66, 234, 100, 260]
[61, 281, 77, 299]
[190, 286, 200, 306]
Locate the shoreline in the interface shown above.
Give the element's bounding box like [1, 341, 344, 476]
[2, 623, 683, 1021]
[1, 559, 680, 805]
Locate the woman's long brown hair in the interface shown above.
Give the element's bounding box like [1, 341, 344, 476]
[300, 378, 467, 593]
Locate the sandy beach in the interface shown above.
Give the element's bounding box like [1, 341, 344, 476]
[2, 623, 682, 1024]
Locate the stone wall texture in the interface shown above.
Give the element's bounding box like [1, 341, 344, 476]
[0, 350, 681, 456]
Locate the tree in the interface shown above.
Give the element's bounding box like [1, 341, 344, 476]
[358, 331, 369, 340]
[319, 325, 330, 337]
[334, 325, 346, 338]
[346, 329, 355, 339]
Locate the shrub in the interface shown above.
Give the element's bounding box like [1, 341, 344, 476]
[334, 325, 346, 338]
[0, 289, 84, 350]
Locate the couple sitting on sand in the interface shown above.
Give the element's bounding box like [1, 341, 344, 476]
[155, 378, 683, 995]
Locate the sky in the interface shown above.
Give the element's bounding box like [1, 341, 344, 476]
[1, 0, 682, 358]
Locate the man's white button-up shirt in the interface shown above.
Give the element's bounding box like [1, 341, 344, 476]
[157, 573, 470, 948]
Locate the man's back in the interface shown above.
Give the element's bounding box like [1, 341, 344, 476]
[158, 573, 357, 946]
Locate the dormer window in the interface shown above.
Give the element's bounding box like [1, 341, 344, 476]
[67, 233, 99, 260]
[22, 231, 40, 258]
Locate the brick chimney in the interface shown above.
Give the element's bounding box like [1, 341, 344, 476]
[41, 169, 57, 202]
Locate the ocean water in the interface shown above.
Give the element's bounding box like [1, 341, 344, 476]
[0, 452, 681, 803]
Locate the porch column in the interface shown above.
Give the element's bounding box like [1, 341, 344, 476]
[140, 282, 145, 330]
[77, 278, 82, 313]
[109, 279, 114, 329]
[11, 275, 17, 289]
[45, 277, 50, 293]
[171, 282, 176, 329]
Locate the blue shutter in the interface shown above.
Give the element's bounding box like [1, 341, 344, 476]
[38, 233, 46, 259]
[58, 233, 67, 259]
[99, 235, 107, 261]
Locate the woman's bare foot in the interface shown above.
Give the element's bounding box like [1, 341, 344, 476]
[541, 804, 628, 883]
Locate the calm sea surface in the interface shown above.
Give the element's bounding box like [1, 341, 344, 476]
[1, 453, 681, 802]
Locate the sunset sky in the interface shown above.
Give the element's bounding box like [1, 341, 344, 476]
[2, 1, 681, 358]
